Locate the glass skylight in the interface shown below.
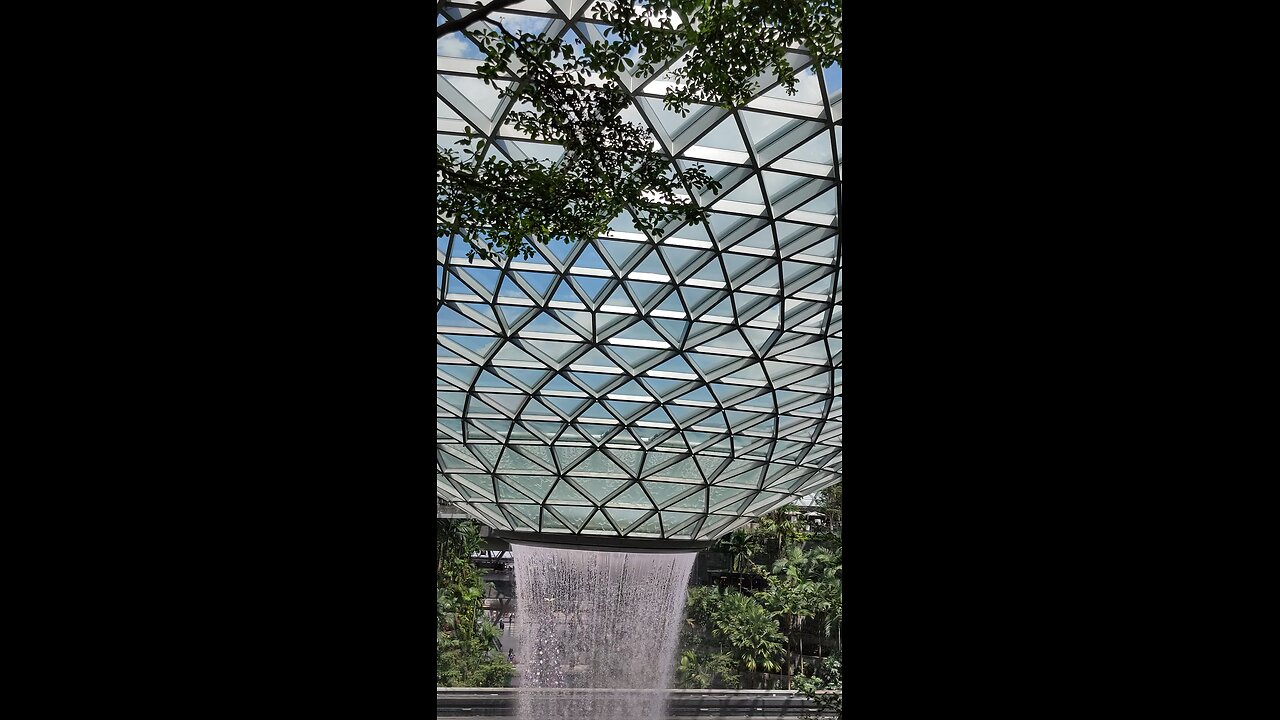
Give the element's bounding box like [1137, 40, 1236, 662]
[437, 1, 842, 541]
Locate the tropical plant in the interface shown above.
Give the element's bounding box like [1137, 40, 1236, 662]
[677, 648, 740, 689]
[755, 506, 811, 563]
[795, 655, 842, 720]
[436, 519, 513, 687]
[715, 529, 763, 574]
[722, 597, 786, 688]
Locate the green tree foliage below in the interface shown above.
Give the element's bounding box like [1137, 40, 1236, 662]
[676, 505, 842, 693]
[436, 519, 514, 687]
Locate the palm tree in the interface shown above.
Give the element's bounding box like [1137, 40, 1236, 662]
[716, 530, 762, 574]
[723, 600, 786, 689]
[756, 507, 809, 560]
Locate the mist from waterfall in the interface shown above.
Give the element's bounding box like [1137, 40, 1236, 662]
[509, 542, 697, 720]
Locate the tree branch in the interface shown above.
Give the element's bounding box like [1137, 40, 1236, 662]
[435, 0, 523, 38]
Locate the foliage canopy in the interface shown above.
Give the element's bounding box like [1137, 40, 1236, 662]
[436, 0, 842, 261]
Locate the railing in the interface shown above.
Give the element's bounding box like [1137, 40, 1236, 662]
[436, 687, 840, 718]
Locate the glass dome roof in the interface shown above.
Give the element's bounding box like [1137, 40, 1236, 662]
[437, 0, 842, 541]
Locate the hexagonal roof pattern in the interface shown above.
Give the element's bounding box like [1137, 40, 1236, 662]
[437, 0, 842, 541]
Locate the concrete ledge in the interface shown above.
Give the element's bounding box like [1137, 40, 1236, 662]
[493, 530, 714, 553]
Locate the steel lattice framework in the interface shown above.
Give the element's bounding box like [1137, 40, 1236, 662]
[436, 0, 842, 541]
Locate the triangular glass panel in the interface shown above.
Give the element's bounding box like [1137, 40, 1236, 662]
[602, 399, 650, 422]
[628, 512, 663, 536]
[438, 364, 481, 387]
[546, 481, 593, 505]
[695, 454, 729, 479]
[600, 287, 637, 313]
[570, 275, 613, 304]
[496, 274, 535, 302]
[573, 242, 611, 273]
[496, 448, 542, 471]
[655, 457, 703, 481]
[665, 403, 707, 426]
[582, 509, 617, 533]
[667, 519, 704, 540]
[575, 449, 627, 475]
[505, 503, 542, 530]
[540, 509, 568, 532]
[648, 354, 698, 379]
[512, 444, 557, 472]
[630, 247, 672, 278]
[740, 110, 793, 149]
[452, 475, 496, 502]
[500, 368, 549, 392]
[697, 515, 740, 540]
[598, 238, 645, 269]
[779, 131, 834, 166]
[607, 380, 653, 401]
[685, 352, 737, 376]
[661, 511, 703, 534]
[496, 479, 538, 503]
[639, 95, 700, 138]
[638, 376, 690, 401]
[496, 303, 538, 331]
[655, 288, 693, 317]
[717, 467, 764, 489]
[796, 187, 838, 215]
[692, 114, 748, 152]
[550, 309, 593, 336]
[623, 281, 669, 310]
[552, 278, 586, 305]
[721, 177, 765, 205]
[437, 392, 467, 415]
[515, 271, 558, 301]
[595, 312, 636, 339]
[708, 382, 754, 406]
[517, 312, 577, 338]
[642, 480, 699, 508]
[553, 442, 592, 471]
[574, 476, 631, 504]
[573, 347, 623, 372]
[604, 508, 649, 533]
[652, 317, 690, 346]
[609, 319, 668, 347]
[543, 394, 588, 418]
[475, 368, 516, 394]
[472, 502, 509, 528]
[570, 372, 625, 396]
[607, 483, 654, 509]
[530, 340, 586, 365]
[728, 225, 777, 253]
[456, 302, 502, 332]
[549, 504, 593, 532]
[689, 259, 729, 285]
[656, 245, 705, 280]
[493, 343, 542, 365]
[541, 237, 576, 264]
[457, 267, 502, 299]
[709, 484, 754, 511]
[438, 305, 487, 332]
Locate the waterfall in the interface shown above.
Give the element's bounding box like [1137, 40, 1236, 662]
[510, 542, 697, 720]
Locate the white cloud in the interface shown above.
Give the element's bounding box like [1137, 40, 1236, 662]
[436, 31, 485, 60]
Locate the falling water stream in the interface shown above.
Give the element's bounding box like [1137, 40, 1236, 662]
[509, 542, 696, 720]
